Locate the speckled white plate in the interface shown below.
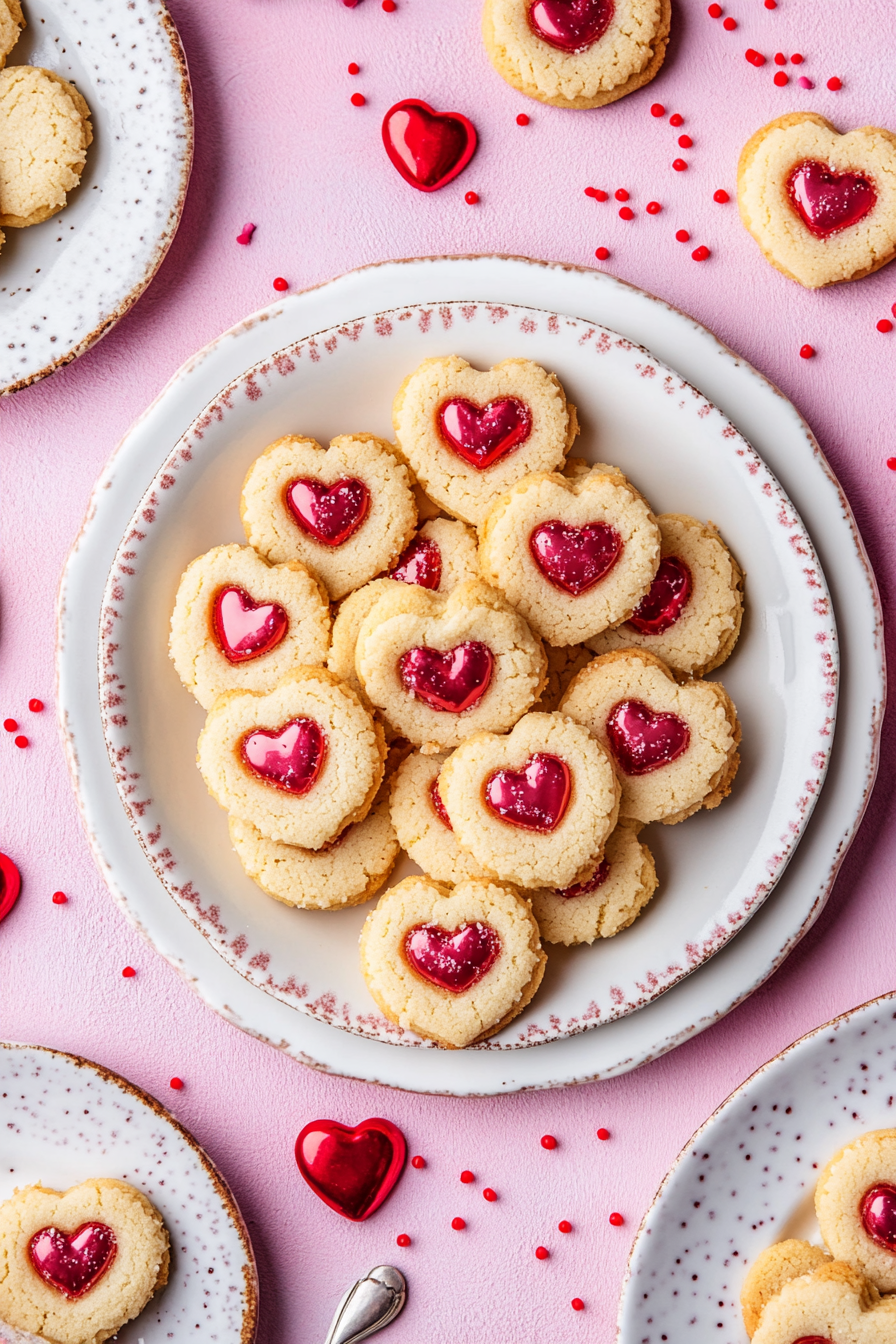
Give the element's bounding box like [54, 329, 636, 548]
[0, 1043, 256, 1344]
[0, 0, 192, 395]
[618, 990, 896, 1343]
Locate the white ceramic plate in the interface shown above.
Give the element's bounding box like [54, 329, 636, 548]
[0, 1043, 256, 1344]
[57, 256, 883, 1093]
[618, 989, 896, 1343]
[98, 299, 836, 1051]
[0, 0, 192, 395]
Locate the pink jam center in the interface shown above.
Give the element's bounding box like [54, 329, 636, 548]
[285, 477, 370, 546]
[213, 586, 289, 663]
[861, 1182, 896, 1251]
[528, 0, 615, 52]
[404, 921, 501, 992]
[241, 717, 327, 795]
[430, 778, 453, 829]
[485, 753, 572, 832]
[29, 1223, 117, 1299]
[391, 535, 442, 590]
[529, 519, 623, 595]
[437, 397, 532, 470]
[606, 699, 690, 775]
[383, 102, 475, 190]
[555, 859, 611, 899]
[627, 556, 693, 635]
[398, 641, 494, 713]
[787, 160, 877, 238]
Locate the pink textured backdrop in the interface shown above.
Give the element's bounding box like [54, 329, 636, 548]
[1, 1, 894, 1340]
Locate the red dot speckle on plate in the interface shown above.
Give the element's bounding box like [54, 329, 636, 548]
[483, 1188, 497, 1201]
[713, 188, 730, 203]
[650, 103, 665, 117]
[595, 247, 610, 260]
[351, 92, 366, 107]
[673, 158, 688, 171]
[609, 1211, 624, 1226]
[774, 51, 787, 64]
[615, 188, 629, 201]
[646, 201, 662, 213]
[723, 16, 736, 29]
[572, 1298, 585, 1311]
[597, 1127, 611, 1140]
[535, 1246, 549, 1260]
[559, 1219, 573, 1233]
[675, 229, 690, 242]
[28, 699, 44, 712]
[451, 1217, 466, 1230]
[707, 2, 722, 13]
[411, 1155, 426, 1169]
[541, 1134, 558, 1150]
[619, 206, 634, 220]
[669, 112, 683, 126]
[827, 76, 842, 90]
[877, 319, 893, 333]
[170, 1077, 184, 1090]
[800, 344, 816, 359]
[3, 719, 17, 732]
[348, 62, 360, 74]
[52, 891, 68, 904]
[516, 113, 530, 126]
[887, 458, 896, 471]
[14, 736, 28, 748]
[460, 1170, 474, 1183]
[692, 245, 711, 260]
[122, 966, 136, 978]
[791, 52, 803, 63]
[774, 71, 788, 85]
[272, 277, 288, 291]
[464, 190, 479, 204]
[396, 1233, 411, 1247]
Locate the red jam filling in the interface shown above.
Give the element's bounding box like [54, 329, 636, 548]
[528, 0, 615, 53]
[484, 753, 572, 832]
[213, 586, 289, 663]
[241, 717, 326, 795]
[437, 397, 532, 470]
[627, 556, 692, 635]
[787, 159, 876, 238]
[391, 535, 442, 590]
[404, 921, 501, 992]
[529, 519, 623, 595]
[29, 1223, 117, 1299]
[285, 477, 370, 546]
[398, 641, 494, 713]
[606, 699, 690, 775]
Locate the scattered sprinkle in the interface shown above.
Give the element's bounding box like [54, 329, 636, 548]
[460, 1170, 474, 1183]
[170, 1077, 184, 1090]
[713, 189, 730, 203]
[585, 186, 609, 200]
[396, 1233, 411, 1247]
[798, 76, 814, 88]
[673, 158, 688, 171]
[764, 0, 777, 9]
[892, 303, 896, 318]
[646, 201, 662, 213]
[597, 1128, 611, 1140]
[609, 1212, 624, 1226]
[774, 71, 788, 86]
[348, 62, 360, 75]
[746, 49, 766, 65]
[28, 700, 44, 713]
[483, 1188, 497, 1201]
[236, 223, 255, 246]
[675, 229, 690, 242]
[595, 246, 610, 260]
[650, 103, 665, 117]
[14, 736, 28, 749]
[800, 344, 815, 359]
[678, 134, 693, 148]
[615, 188, 629, 201]
[692, 245, 711, 260]
[827, 76, 842, 90]
[451, 1217, 466, 1230]
[382, 0, 396, 9]
[774, 51, 787, 64]
[52, 891, 68, 904]
[619, 206, 634, 220]
[791, 52, 803, 63]
[559, 1220, 573, 1233]
[3, 719, 17, 732]
[272, 277, 289, 291]
[877, 319, 893, 333]
[516, 112, 530, 126]
[723, 16, 736, 29]
[351, 92, 366, 106]
[464, 190, 479, 204]
[411, 1155, 426, 1169]
[669, 113, 684, 127]
[122, 966, 136, 978]
[707, 2, 722, 14]
[535, 1246, 550, 1260]
[572, 1298, 585, 1312]
[887, 458, 896, 471]
[541, 1134, 558, 1150]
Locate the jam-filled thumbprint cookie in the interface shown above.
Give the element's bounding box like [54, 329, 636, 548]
[816, 1130, 896, 1295]
[389, 749, 492, 885]
[741, 1244, 892, 1344]
[529, 820, 657, 945]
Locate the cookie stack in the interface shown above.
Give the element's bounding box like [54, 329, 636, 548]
[170, 355, 744, 1049]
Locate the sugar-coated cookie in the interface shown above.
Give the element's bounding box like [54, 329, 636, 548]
[388, 517, 480, 592]
[169, 543, 331, 709]
[533, 641, 594, 712]
[392, 356, 577, 526]
[197, 667, 386, 848]
[482, 0, 670, 110]
[741, 1240, 834, 1338]
[0, 66, 93, 228]
[327, 578, 396, 703]
[0, 1178, 169, 1344]
[355, 578, 546, 750]
[737, 113, 896, 288]
[478, 467, 661, 646]
[529, 820, 656, 945]
[816, 1130, 896, 1294]
[749, 1259, 896, 1344]
[587, 514, 744, 676]
[0, 0, 24, 70]
[241, 433, 417, 600]
[438, 711, 620, 889]
[561, 649, 740, 824]
[359, 875, 546, 1048]
[390, 749, 493, 885]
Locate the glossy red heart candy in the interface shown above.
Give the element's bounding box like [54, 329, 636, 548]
[606, 699, 690, 775]
[788, 159, 877, 238]
[485, 753, 572, 832]
[529, 519, 623, 595]
[285, 477, 370, 547]
[382, 99, 477, 192]
[398, 641, 494, 713]
[241, 717, 326, 794]
[861, 1182, 896, 1250]
[430, 778, 453, 829]
[29, 1223, 117, 1298]
[404, 922, 501, 992]
[295, 1118, 406, 1221]
[390, 535, 442, 590]
[0, 852, 22, 924]
[438, 397, 532, 470]
[554, 858, 610, 899]
[627, 556, 692, 634]
[529, 0, 615, 52]
[213, 586, 289, 663]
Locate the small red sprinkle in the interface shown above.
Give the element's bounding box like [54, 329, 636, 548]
[723, 16, 736, 29]
[887, 458, 896, 471]
[713, 189, 730, 203]
[170, 1077, 184, 1090]
[411, 1156, 426, 1169]
[541, 1134, 557, 1150]
[646, 201, 662, 214]
[29, 699, 44, 713]
[516, 113, 530, 126]
[572, 1299, 585, 1312]
[650, 103, 665, 117]
[774, 71, 788, 86]
[460, 1170, 474, 1183]
[351, 92, 366, 106]
[764, 0, 776, 8]
[609, 1212, 624, 1226]
[348, 62, 360, 75]
[675, 229, 690, 242]
[678, 135, 693, 148]
[3, 719, 17, 732]
[382, 0, 396, 9]
[615, 188, 629, 201]
[673, 158, 688, 171]
[14, 736, 28, 748]
[669, 115, 684, 129]
[535, 1246, 550, 1260]
[692, 245, 711, 260]
[272, 277, 288, 291]
[597, 1127, 611, 1140]
[464, 190, 479, 204]
[800, 344, 815, 359]
[483, 1188, 497, 1201]
[707, 2, 722, 14]
[52, 891, 67, 904]
[594, 247, 610, 260]
[892, 303, 896, 318]
[451, 1217, 466, 1231]
[559, 1220, 573, 1233]
[798, 76, 814, 88]
[746, 49, 766, 65]
[396, 1234, 411, 1247]
[877, 319, 893, 333]
[774, 51, 787, 64]
[122, 966, 136, 978]
[585, 187, 608, 201]
[827, 76, 842, 90]
[618, 206, 634, 220]
[791, 52, 803, 63]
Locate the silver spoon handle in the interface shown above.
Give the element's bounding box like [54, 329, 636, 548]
[323, 1265, 407, 1344]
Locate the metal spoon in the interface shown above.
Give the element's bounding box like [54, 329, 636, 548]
[323, 1265, 407, 1344]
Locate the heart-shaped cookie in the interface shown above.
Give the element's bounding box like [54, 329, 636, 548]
[816, 1130, 896, 1294]
[438, 709, 619, 888]
[392, 356, 577, 526]
[295, 1117, 406, 1220]
[0, 1178, 169, 1344]
[382, 98, 477, 191]
[389, 750, 492, 884]
[359, 875, 546, 1048]
[561, 648, 740, 824]
[748, 1258, 891, 1344]
[355, 578, 546, 750]
[241, 433, 417, 600]
[741, 1240, 834, 1338]
[529, 820, 657, 945]
[737, 113, 896, 288]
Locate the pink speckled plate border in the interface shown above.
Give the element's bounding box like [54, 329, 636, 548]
[97, 298, 836, 1051]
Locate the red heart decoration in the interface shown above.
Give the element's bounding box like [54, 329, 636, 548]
[382, 99, 477, 192]
[528, 0, 615, 52]
[627, 556, 692, 635]
[554, 858, 610, 899]
[788, 160, 877, 238]
[606, 699, 690, 776]
[529, 520, 623, 595]
[404, 922, 501, 992]
[485, 753, 571, 832]
[430, 778, 453, 830]
[792, 1339, 834, 1344]
[390, 535, 442, 590]
[0, 852, 22, 924]
[438, 397, 532, 470]
[241, 717, 326, 795]
[29, 1223, 117, 1299]
[861, 1182, 896, 1250]
[398, 641, 494, 713]
[285, 477, 370, 547]
[295, 1118, 406, 1222]
[213, 586, 289, 663]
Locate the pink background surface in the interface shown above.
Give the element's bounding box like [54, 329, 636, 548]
[1, 1, 894, 1340]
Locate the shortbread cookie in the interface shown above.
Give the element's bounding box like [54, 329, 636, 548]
[534, 641, 594, 712]
[0, 0, 24, 70]
[438, 711, 620, 889]
[169, 543, 331, 709]
[389, 749, 492, 884]
[737, 113, 896, 288]
[359, 875, 546, 1048]
[478, 467, 661, 646]
[748, 1259, 896, 1344]
[816, 1130, 896, 1294]
[561, 649, 740, 824]
[197, 667, 386, 848]
[529, 821, 656, 945]
[0, 1178, 169, 1344]
[587, 514, 744, 676]
[241, 433, 417, 600]
[355, 578, 546, 750]
[327, 579, 397, 701]
[392, 356, 577, 526]
[482, 0, 671, 110]
[741, 1240, 834, 1338]
[388, 517, 480, 592]
[0, 66, 93, 228]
